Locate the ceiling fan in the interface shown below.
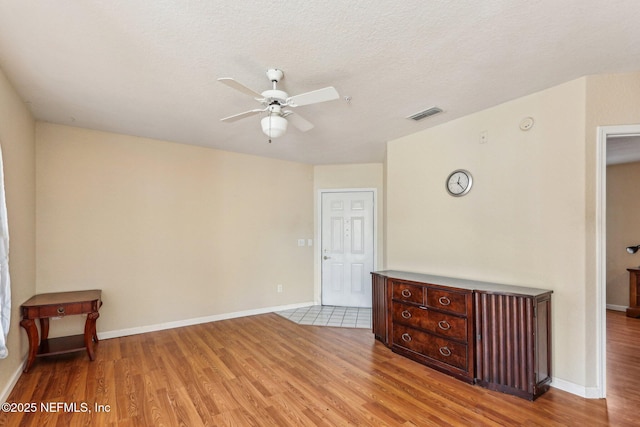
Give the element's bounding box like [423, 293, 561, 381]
[218, 69, 340, 140]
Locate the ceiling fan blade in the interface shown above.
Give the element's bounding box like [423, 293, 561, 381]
[220, 109, 264, 123]
[218, 77, 264, 99]
[284, 111, 315, 132]
[286, 86, 339, 107]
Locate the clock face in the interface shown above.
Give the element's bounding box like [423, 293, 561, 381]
[446, 169, 473, 196]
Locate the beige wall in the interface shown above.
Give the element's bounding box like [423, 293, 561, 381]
[313, 164, 384, 301]
[36, 124, 314, 336]
[585, 72, 640, 388]
[386, 79, 587, 387]
[0, 68, 36, 398]
[606, 161, 640, 308]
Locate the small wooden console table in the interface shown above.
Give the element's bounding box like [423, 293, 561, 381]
[20, 290, 102, 373]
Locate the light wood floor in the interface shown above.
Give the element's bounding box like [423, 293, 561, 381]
[1, 310, 638, 426]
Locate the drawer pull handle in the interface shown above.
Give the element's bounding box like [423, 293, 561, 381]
[438, 296, 451, 306]
[439, 346, 452, 357]
[401, 310, 411, 319]
[401, 289, 412, 298]
[438, 320, 451, 330]
[57, 307, 65, 315]
[401, 333, 412, 342]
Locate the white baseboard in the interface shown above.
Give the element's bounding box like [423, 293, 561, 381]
[98, 301, 315, 340]
[1, 357, 26, 404]
[551, 377, 603, 399]
[606, 304, 627, 312]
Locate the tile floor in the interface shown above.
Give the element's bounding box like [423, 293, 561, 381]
[276, 305, 372, 329]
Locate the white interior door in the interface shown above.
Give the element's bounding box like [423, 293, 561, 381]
[321, 191, 374, 307]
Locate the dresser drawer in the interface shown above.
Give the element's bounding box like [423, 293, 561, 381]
[392, 281, 423, 304]
[393, 324, 468, 371]
[392, 303, 468, 341]
[426, 288, 469, 315]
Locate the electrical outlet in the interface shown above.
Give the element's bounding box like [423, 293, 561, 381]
[297, 239, 305, 247]
[277, 284, 283, 293]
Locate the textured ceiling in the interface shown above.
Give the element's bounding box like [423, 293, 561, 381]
[1, 1, 640, 164]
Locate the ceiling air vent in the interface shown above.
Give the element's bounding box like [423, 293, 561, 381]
[407, 107, 443, 121]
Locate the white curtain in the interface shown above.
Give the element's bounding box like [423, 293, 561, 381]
[0, 145, 10, 359]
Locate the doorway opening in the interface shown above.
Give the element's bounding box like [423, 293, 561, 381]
[597, 124, 640, 398]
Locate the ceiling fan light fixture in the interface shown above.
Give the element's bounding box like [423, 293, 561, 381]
[261, 114, 288, 138]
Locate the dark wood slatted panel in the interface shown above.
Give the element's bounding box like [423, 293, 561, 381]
[475, 292, 551, 400]
[371, 273, 388, 344]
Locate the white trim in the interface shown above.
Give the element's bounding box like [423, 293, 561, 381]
[605, 304, 627, 312]
[551, 377, 601, 399]
[316, 188, 378, 306]
[0, 357, 26, 403]
[596, 124, 640, 400]
[98, 301, 315, 340]
[595, 126, 607, 399]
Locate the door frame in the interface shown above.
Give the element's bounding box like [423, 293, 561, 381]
[316, 188, 378, 305]
[596, 124, 640, 398]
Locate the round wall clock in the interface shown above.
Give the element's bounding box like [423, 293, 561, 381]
[446, 169, 473, 197]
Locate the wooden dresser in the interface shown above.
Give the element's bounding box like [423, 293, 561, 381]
[372, 270, 552, 400]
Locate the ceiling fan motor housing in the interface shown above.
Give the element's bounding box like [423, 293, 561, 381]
[261, 90, 288, 106]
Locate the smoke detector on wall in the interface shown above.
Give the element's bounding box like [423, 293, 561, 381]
[519, 117, 534, 131]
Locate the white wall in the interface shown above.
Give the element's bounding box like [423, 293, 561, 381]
[386, 78, 588, 388]
[36, 124, 315, 336]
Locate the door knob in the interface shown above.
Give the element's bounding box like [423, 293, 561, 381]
[323, 255, 331, 260]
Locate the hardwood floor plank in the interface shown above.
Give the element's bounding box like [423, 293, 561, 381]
[3, 311, 640, 426]
[263, 391, 313, 426]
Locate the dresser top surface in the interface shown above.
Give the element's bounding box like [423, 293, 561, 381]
[373, 270, 552, 297]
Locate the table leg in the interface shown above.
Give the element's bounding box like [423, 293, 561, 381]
[39, 318, 50, 340]
[20, 319, 39, 373]
[84, 311, 100, 361]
